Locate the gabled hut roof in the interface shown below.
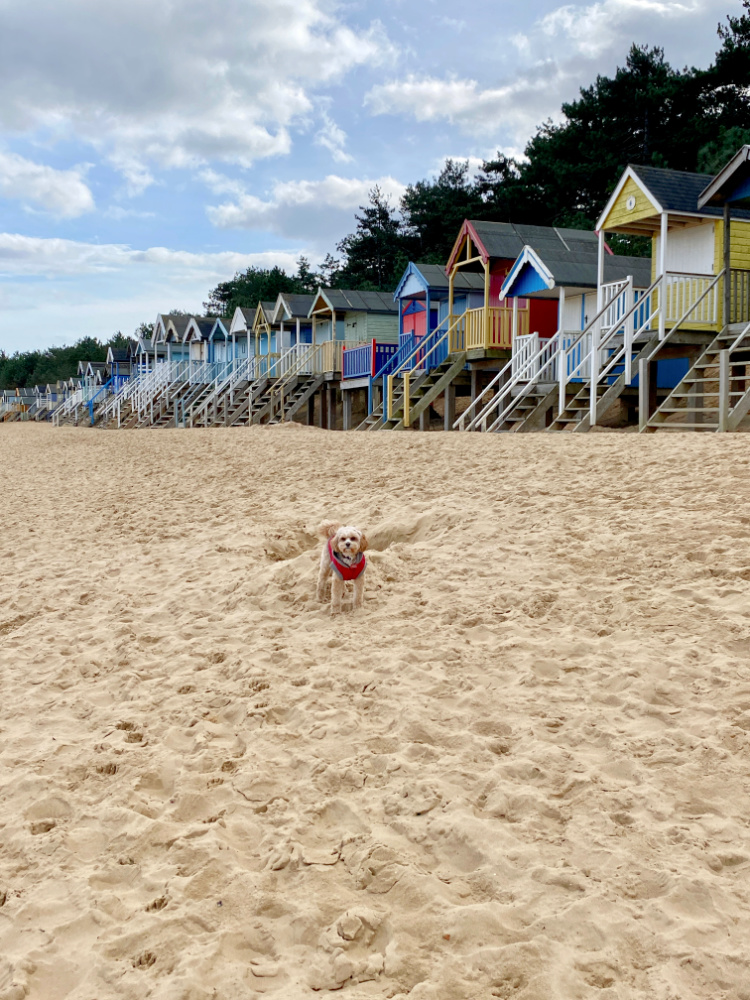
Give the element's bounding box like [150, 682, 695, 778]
[394, 262, 486, 299]
[446, 220, 612, 275]
[502, 243, 652, 299]
[273, 293, 316, 323]
[184, 316, 217, 342]
[107, 347, 130, 363]
[309, 288, 398, 317]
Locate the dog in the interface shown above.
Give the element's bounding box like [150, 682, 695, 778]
[316, 521, 368, 614]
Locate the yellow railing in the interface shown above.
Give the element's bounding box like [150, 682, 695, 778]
[463, 305, 529, 350]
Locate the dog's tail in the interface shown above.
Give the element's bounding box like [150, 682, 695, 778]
[317, 520, 341, 540]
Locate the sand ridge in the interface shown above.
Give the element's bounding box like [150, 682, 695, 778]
[1, 423, 750, 999]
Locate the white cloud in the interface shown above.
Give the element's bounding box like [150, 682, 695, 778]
[0, 0, 396, 190]
[366, 0, 724, 149]
[206, 174, 407, 246]
[0, 233, 301, 280]
[0, 233, 307, 349]
[0, 151, 94, 217]
[315, 112, 353, 164]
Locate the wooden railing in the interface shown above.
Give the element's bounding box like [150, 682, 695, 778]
[730, 269, 750, 324]
[463, 305, 529, 351]
[662, 272, 718, 325]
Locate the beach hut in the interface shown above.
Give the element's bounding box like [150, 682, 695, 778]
[152, 313, 191, 362]
[229, 307, 254, 361]
[252, 301, 278, 361]
[308, 288, 398, 345]
[306, 290, 399, 429]
[106, 346, 132, 379]
[394, 262, 485, 345]
[208, 317, 236, 366]
[272, 293, 315, 352]
[590, 158, 750, 431]
[183, 316, 217, 363]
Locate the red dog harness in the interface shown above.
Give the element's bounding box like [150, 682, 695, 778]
[328, 540, 366, 581]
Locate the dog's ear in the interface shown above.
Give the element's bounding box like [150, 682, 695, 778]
[358, 530, 369, 553]
[318, 520, 341, 540]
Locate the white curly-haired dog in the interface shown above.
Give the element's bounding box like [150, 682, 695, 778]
[316, 521, 368, 614]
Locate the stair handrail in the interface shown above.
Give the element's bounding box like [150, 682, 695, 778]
[469, 331, 562, 433]
[86, 379, 113, 425]
[454, 355, 514, 430]
[188, 355, 255, 427]
[137, 360, 187, 421]
[132, 362, 170, 415]
[367, 333, 416, 416]
[640, 268, 726, 365]
[386, 314, 463, 423]
[271, 343, 322, 419]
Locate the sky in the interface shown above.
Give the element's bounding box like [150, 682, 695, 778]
[0, 0, 738, 352]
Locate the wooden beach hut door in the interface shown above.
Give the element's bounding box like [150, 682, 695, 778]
[402, 301, 427, 338]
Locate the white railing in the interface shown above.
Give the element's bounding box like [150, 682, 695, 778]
[512, 333, 539, 377]
[456, 330, 561, 432]
[579, 268, 723, 426]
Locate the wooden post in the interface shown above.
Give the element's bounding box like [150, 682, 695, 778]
[307, 396, 314, 426]
[725, 201, 732, 328]
[444, 383, 455, 431]
[638, 356, 650, 431]
[448, 270, 455, 327]
[719, 349, 730, 431]
[419, 408, 429, 431]
[319, 385, 327, 429]
[483, 258, 491, 348]
[343, 389, 352, 430]
[659, 213, 668, 340]
[470, 368, 479, 413]
[688, 352, 703, 425]
[327, 384, 336, 430]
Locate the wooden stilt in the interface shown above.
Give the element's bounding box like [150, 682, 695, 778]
[327, 384, 336, 430]
[444, 383, 455, 431]
[343, 390, 352, 431]
[719, 350, 730, 432]
[638, 357, 650, 431]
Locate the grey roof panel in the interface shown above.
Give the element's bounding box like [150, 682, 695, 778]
[323, 289, 399, 313]
[630, 164, 750, 220]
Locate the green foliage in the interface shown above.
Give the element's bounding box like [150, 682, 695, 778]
[203, 265, 302, 316]
[336, 187, 414, 291]
[402, 160, 484, 263]
[0, 333, 127, 390]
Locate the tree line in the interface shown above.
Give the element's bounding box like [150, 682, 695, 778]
[206, 6, 750, 310]
[4, 3, 750, 387]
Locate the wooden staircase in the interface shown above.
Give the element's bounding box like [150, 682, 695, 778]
[358, 353, 467, 430]
[644, 325, 750, 432]
[267, 374, 326, 424]
[547, 336, 658, 432]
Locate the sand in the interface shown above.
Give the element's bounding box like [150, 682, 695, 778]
[2, 423, 750, 999]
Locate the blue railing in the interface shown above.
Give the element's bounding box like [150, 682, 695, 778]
[343, 341, 401, 380]
[343, 343, 372, 379]
[87, 379, 113, 425]
[374, 342, 398, 375]
[368, 334, 416, 413]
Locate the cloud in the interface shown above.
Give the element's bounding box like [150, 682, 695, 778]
[0, 0, 396, 191]
[0, 233, 301, 279]
[366, 0, 724, 149]
[315, 112, 353, 164]
[0, 233, 308, 350]
[206, 174, 407, 245]
[0, 151, 94, 217]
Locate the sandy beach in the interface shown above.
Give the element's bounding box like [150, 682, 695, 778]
[2, 423, 750, 999]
